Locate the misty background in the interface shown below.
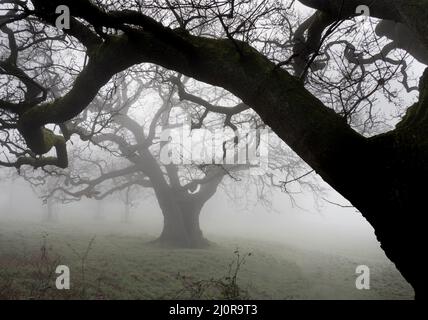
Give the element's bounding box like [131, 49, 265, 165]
[0, 0, 422, 300]
[0, 170, 414, 300]
[0, 173, 380, 257]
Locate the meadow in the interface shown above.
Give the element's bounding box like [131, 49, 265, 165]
[0, 218, 414, 300]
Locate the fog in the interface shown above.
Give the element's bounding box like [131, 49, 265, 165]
[0, 175, 390, 260]
[1, 0, 422, 300]
[1, 173, 414, 299]
[0, 172, 398, 260]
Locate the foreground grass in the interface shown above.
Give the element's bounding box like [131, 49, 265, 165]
[0, 219, 414, 299]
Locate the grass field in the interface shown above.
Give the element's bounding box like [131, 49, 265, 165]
[0, 218, 414, 300]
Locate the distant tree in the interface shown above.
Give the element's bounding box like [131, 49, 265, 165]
[0, 168, 17, 215]
[34, 73, 309, 248]
[93, 198, 104, 221]
[21, 170, 62, 221]
[114, 184, 146, 223]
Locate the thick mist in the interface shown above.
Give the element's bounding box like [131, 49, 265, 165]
[0, 175, 379, 256]
[0, 173, 413, 300]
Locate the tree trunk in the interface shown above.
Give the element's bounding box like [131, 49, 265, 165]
[317, 71, 428, 300]
[122, 202, 130, 223]
[155, 199, 209, 248]
[44, 197, 56, 222]
[366, 199, 425, 300]
[6, 182, 14, 216]
[346, 158, 426, 299]
[94, 200, 104, 220]
[121, 187, 131, 223]
[140, 152, 212, 248]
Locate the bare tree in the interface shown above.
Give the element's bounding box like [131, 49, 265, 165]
[32, 72, 308, 248]
[1, 0, 427, 297]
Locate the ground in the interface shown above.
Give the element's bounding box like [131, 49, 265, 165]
[0, 219, 414, 300]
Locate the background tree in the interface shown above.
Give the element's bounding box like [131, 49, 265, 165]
[117, 185, 138, 223]
[32, 70, 311, 248]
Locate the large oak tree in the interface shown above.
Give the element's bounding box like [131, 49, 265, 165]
[1, 0, 427, 298]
